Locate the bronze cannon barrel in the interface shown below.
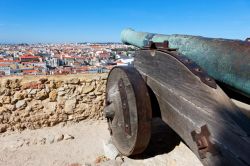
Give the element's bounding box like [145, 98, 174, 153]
[121, 28, 250, 98]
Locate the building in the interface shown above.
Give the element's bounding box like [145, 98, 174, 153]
[115, 55, 134, 66]
[0, 43, 134, 76]
[46, 57, 60, 67]
[61, 56, 75, 66]
[20, 54, 41, 62]
[0, 66, 11, 75]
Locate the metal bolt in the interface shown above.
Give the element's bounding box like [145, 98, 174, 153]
[195, 68, 202, 72]
[184, 59, 191, 63]
[122, 103, 126, 108]
[205, 77, 212, 82]
[125, 124, 129, 133]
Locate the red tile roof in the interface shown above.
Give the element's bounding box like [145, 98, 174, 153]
[0, 64, 10, 67]
[23, 69, 38, 73]
[0, 60, 19, 63]
[20, 55, 40, 59]
[62, 56, 74, 59]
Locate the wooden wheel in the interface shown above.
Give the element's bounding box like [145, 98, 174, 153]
[104, 66, 152, 156]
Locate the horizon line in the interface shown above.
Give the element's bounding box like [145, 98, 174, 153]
[0, 41, 122, 45]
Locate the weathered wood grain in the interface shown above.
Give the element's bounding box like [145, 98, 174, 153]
[134, 50, 250, 166]
[106, 67, 152, 156]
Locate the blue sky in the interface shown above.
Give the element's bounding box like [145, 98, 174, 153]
[0, 0, 249, 43]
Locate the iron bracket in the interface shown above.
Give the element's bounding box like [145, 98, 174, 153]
[191, 125, 219, 159]
[118, 78, 132, 136]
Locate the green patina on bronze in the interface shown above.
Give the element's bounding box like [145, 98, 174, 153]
[121, 28, 250, 97]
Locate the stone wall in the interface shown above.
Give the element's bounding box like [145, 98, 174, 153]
[0, 74, 107, 133]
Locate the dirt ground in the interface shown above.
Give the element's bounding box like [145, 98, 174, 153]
[0, 118, 202, 166]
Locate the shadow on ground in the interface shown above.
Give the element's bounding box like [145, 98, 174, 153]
[131, 118, 181, 159]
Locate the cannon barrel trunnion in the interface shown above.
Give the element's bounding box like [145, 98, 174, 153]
[104, 29, 250, 166]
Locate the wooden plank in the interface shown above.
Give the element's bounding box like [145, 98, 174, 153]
[106, 67, 152, 156]
[134, 50, 250, 166]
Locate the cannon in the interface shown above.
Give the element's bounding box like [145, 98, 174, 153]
[104, 28, 250, 166]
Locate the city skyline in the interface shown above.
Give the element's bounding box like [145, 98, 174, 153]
[0, 0, 250, 43]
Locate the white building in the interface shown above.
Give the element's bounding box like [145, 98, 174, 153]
[0, 67, 11, 75]
[115, 55, 134, 66]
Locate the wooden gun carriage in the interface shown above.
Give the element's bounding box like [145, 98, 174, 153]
[104, 29, 250, 166]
